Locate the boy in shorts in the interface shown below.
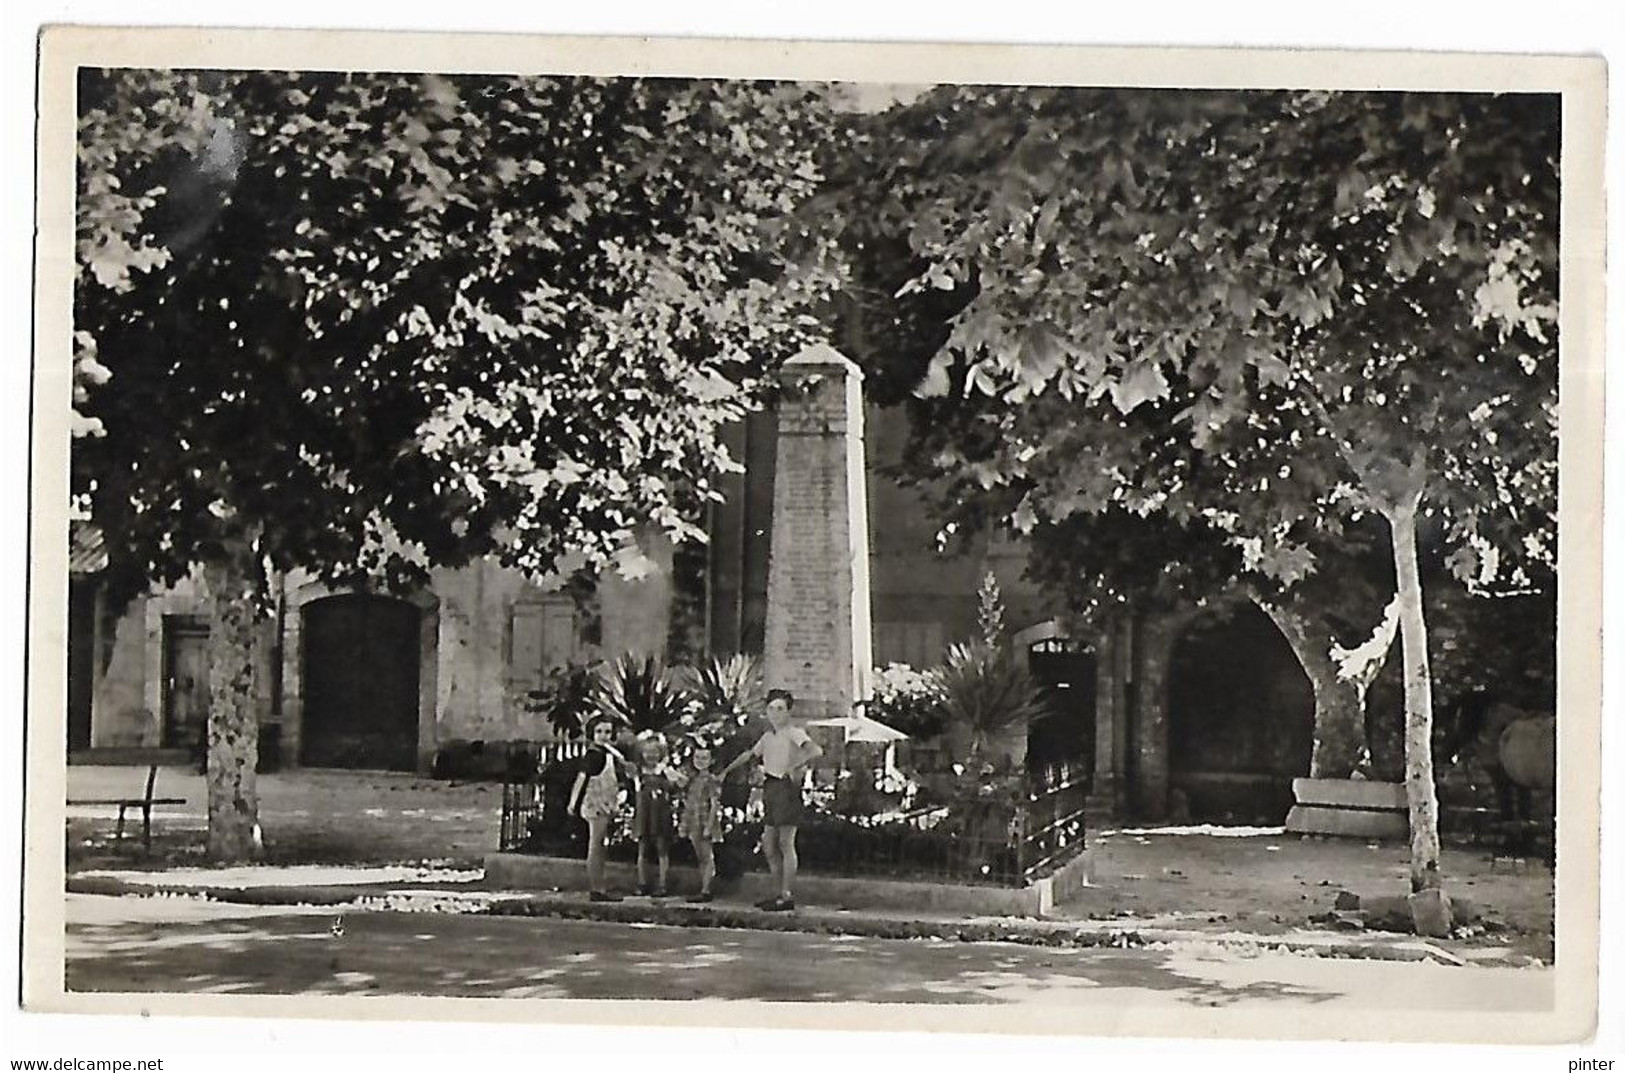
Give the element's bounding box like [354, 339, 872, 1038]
[724, 688, 821, 911]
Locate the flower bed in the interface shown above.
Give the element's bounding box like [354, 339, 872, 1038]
[501, 757, 1088, 889]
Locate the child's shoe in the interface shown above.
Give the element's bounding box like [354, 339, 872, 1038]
[763, 896, 795, 912]
[589, 891, 622, 903]
[687, 891, 714, 903]
[652, 887, 672, 899]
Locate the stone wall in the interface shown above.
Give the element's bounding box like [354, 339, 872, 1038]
[427, 561, 595, 756]
[86, 573, 276, 753]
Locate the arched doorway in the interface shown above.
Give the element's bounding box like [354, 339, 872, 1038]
[301, 594, 422, 770]
[1168, 603, 1313, 822]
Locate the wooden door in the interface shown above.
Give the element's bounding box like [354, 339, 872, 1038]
[162, 616, 211, 755]
[301, 595, 421, 770]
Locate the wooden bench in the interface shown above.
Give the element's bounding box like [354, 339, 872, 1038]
[68, 748, 193, 851]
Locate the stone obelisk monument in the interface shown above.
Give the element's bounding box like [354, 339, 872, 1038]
[761, 344, 874, 723]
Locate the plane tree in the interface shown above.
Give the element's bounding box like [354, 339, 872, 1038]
[73, 69, 839, 859]
[826, 86, 1557, 892]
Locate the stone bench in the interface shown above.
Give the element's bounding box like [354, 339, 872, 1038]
[1285, 777, 1408, 839]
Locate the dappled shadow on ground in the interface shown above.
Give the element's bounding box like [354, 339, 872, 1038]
[1074, 830, 1554, 960]
[61, 771, 1554, 967]
[65, 769, 501, 871]
[65, 897, 1340, 1006]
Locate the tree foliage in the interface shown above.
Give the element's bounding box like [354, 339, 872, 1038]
[828, 87, 1558, 891]
[75, 70, 841, 608]
[830, 87, 1556, 591]
[73, 69, 841, 859]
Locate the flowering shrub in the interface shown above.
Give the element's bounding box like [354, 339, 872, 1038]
[828, 762, 920, 819]
[678, 655, 765, 724]
[868, 662, 948, 740]
[671, 655, 764, 751]
[874, 764, 919, 801]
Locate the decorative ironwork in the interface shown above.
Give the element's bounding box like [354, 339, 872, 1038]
[498, 750, 1091, 889]
[1028, 637, 1090, 656]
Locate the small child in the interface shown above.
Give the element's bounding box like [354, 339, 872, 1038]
[568, 715, 628, 903]
[633, 733, 679, 897]
[676, 739, 725, 902]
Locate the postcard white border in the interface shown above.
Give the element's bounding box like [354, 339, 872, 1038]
[23, 25, 1608, 1045]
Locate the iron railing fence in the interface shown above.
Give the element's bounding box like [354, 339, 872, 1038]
[1016, 759, 1091, 885]
[498, 751, 1090, 889]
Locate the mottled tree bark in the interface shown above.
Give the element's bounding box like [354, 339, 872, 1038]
[1256, 597, 1368, 779]
[1387, 501, 1442, 892]
[203, 540, 264, 862]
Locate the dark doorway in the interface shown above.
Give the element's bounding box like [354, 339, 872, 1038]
[1026, 638, 1095, 777]
[162, 616, 211, 757]
[67, 581, 97, 752]
[301, 594, 422, 771]
[1168, 603, 1313, 822]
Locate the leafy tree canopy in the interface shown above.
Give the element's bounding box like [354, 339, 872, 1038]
[75, 70, 841, 607]
[826, 87, 1557, 602]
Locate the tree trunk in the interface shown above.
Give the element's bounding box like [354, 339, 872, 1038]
[203, 542, 264, 862]
[1130, 610, 1188, 820]
[1255, 597, 1367, 779]
[1386, 503, 1443, 892]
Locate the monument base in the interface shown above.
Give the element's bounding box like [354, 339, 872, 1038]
[1284, 778, 1408, 840]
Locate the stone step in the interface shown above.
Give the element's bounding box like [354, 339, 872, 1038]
[1285, 804, 1408, 839]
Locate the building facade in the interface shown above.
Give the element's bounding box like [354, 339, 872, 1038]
[68, 401, 1321, 822]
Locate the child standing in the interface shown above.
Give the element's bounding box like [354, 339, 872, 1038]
[568, 715, 628, 903]
[722, 689, 821, 911]
[633, 733, 679, 897]
[677, 740, 724, 902]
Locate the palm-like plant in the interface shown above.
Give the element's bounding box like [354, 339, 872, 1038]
[930, 642, 1050, 765]
[682, 655, 765, 721]
[525, 662, 599, 739]
[589, 654, 693, 735]
[674, 654, 766, 750]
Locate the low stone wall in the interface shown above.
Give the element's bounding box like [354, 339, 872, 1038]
[484, 849, 1094, 918]
[1028, 848, 1093, 915]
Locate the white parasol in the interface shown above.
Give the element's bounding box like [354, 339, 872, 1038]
[805, 712, 909, 744]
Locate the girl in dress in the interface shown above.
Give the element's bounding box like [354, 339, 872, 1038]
[568, 715, 628, 903]
[677, 739, 725, 902]
[633, 733, 679, 897]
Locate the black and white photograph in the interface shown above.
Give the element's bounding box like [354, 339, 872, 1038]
[12, 14, 1614, 1066]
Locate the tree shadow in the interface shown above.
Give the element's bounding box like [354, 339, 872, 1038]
[67, 898, 1344, 1007]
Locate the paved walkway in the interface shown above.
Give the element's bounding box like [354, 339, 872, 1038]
[64, 893, 1557, 1010]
